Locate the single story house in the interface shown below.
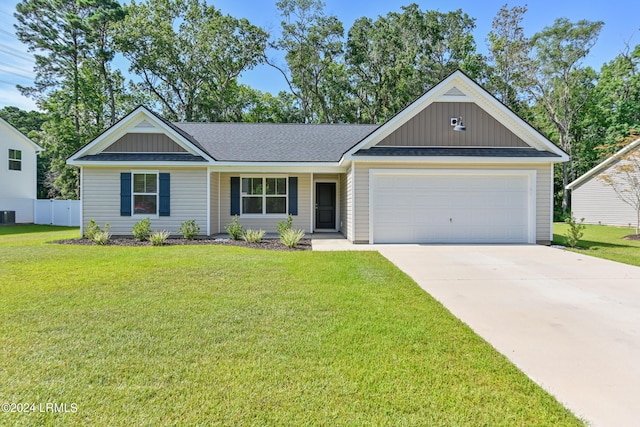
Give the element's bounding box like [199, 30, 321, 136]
[566, 137, 640, 227]
[67, 70, 568, 244]
[0, 117, 42, 223]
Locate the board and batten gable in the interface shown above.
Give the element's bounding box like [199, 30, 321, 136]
[81, 167, 209, 235]
[350, 162, 553, 244]
[375, 102, 531, 148]
[103, 133, 187, 153]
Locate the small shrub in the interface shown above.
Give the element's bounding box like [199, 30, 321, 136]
[132, 217, 152, 241]
[84, 219, 101, 240]
[242, 229, 265, 243]
[276, 214, 293, 237]
[150, 230, 170, 246]
[280, 228, 305, 248]
[564, 214, 586, 248]
[180, 219, 200, 240]
[226, 215, 243, 240]
[92, 230, 111, 246]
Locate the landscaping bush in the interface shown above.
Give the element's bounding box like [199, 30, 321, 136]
[226, 215, 243, 240]
[84, 219, 101, 240]
[150, 230, 170, 246]
[92, 230, 111, 246]
[180, 219, 200, 240]
[242, 229, 265, 243]
[132, 218, 152, 241]
[564, 214, 586, 248]
[280, 228, 305, 248]
[276, 214, 293, 237]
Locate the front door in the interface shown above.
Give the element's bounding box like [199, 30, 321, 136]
[315, 182, 336, 229]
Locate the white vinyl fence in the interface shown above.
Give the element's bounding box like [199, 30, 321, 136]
[35, 199, 81, 227]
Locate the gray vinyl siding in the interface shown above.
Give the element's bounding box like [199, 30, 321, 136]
[210, 172, 220, 234]
[104, 133, 186, 153]
[352, 162, 553, 244]
[81, 167, 208, 235]
[571, 165, 639, 227]
[376, 102, 530, 148]
[218, 173, 312, 234]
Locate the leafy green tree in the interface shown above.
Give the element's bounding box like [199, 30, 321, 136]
[524, 18, 604, 211]
[590, 44, 640, 157]
[346, 4, 480, 123]
[14, 0, 124, 131]
[268, 0, 349, 123]
[486, 4, 531, 113]
[116, 0, 268, 122]
[0, 106, 47, 135]
[14, 0, 126, 198]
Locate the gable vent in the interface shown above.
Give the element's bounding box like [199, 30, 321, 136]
[135, 119, 155, 129]
[443, 87, 466, 97]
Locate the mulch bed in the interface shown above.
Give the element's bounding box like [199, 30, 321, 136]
[623, 234, 640, 241]
[53, 237, 312, 251]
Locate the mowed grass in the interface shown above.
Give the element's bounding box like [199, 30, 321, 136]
[1, 226, 582, 426]
[553, 223, 640, 266]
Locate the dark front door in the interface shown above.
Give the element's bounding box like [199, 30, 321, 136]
[315, 182, 336, 229]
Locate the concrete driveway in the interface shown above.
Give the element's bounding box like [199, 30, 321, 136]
[377, 245, 640, 427]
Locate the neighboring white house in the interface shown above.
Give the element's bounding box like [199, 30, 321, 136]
[0, 117, 42, 223]
[566, 137, 640, 227]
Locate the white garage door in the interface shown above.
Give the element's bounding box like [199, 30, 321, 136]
[371, 170, 534, 244]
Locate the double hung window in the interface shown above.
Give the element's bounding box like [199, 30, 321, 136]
[241, 177, 287, 215]
[8, 149, 21, 171]
[133, 173, 158, 215]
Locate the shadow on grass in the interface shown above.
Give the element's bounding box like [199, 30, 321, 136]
[552, 233, 638, 250]
[0, 224, 77, 236]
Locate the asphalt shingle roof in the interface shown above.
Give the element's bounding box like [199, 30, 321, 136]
[172, 122, 379, 162]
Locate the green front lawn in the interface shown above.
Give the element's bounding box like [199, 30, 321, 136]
[1, 226, 581, 426]
[553, 223, 640, 266]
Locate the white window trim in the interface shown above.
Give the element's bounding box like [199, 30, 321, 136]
[240, 175, 289, 217]
[132, 170, 159, 218]
[8, 149, 22, 171]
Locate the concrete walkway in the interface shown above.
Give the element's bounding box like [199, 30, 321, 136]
[375, 245, 640, 427]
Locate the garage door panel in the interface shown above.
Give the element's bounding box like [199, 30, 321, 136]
[372, 172, 532, 244]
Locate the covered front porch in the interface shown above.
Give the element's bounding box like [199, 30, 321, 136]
[208, 171, 346, 236]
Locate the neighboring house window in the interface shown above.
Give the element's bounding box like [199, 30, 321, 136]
[241, 177, 287, 215]
[8, 149, 21, 171]
[133, 173, 158, 215]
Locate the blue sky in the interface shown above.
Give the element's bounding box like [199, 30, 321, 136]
[1, 0, 639, 111]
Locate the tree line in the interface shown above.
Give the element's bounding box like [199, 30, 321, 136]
[1, 0, 639, 216]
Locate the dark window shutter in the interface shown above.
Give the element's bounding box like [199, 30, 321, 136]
[159, 173, 170, 216]
[288, 177, 298, 216]
[230, 177, 240, 216]
[120, 173, 132, 216]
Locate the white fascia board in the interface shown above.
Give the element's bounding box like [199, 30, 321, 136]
[345, 156, 564, 164]
[67, 160, 210, 167]
[566, 137, 640, 190]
